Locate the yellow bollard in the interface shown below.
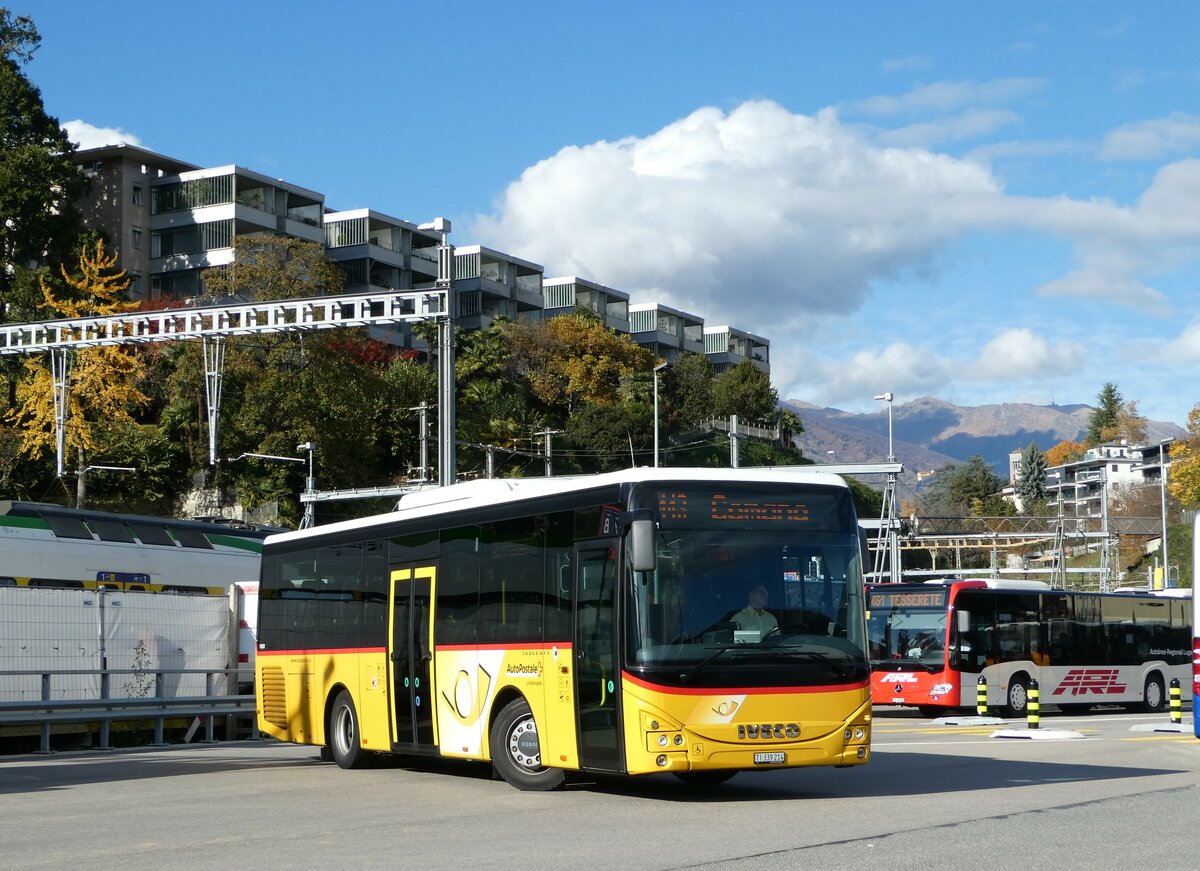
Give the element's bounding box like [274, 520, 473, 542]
[1027, 679, 1040, 730]
[1170, 678, 1182, 725]
[976, 676, 988, 716]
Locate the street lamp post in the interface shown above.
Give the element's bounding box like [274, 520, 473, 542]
[873, 392, 898, 582]
[419, 217, 454, 488]
[827, 450, 835, 464]
[298, 441, 316, 529]
[873, 392, 894, 462]
[1159, 437, 1174, 586]
[653, 362, 669, 467]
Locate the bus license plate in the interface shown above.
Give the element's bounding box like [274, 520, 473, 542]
[753, 751, 785, 765]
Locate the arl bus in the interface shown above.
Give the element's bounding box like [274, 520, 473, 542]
[868, 579, 1191, 717]
[255, 468, 873, 789]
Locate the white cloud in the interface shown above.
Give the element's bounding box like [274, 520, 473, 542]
[1162, 317, 1200, 362]
[785, 329, 1088, 410]
[471, 101, 1000, 331]
[471, 100, 1200, 343]
[848, 78, 1046, 117]
[968, 329, 1088, 380]
[1099, 112, 1200, 160]
[879, 109, 1023, 147]
[62, 119, 143, 150]
[881, 55, 933, 74]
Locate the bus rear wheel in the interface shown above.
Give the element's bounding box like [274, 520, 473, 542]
[1135, 673, 1166, 713]
[490, 698, 565, 791]
[329, 690, 367, 769]
[1003, 676, 1029, 718]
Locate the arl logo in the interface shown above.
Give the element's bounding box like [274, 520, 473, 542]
[1052, 668, 1127, 696]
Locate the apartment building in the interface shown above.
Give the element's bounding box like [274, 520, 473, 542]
[542, 275, 630, 332]
[703, 324, 770, 376]
[70, 145, 775, 372]
[1045, 441, 1168, 517]
[628, 302, 704, 365]
[453, 245, 544, 330]
[150, 164, 326, 300]
[72, 144, 198, 300]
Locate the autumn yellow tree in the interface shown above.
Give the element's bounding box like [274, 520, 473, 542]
[1167, 402, 1200, 507]
[1044, 439, 1086, 467]
[504, 309, 654, 410]
[7, 240, 148, 504]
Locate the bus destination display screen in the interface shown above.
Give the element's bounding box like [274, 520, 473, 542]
[868, 588, 947, 610]
[645, 486, 853, 531]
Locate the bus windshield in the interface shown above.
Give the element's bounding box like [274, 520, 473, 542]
[624, 485, 868, 687]
[866, 586, 949, 671]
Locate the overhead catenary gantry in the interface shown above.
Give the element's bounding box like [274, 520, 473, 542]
[0, 285, 455, 481]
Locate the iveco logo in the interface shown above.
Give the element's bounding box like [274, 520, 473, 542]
[737, 723, 800, 739]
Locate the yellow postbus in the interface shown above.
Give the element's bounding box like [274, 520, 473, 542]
[255, 468, 872, 789]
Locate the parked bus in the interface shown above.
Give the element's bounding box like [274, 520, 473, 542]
[868, 579, 1191, 717]
[0, 500, 270, 593]
[1193, 513, 1200, 739]
[254, 468, 872, 790]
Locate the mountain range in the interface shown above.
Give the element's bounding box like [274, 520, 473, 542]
[784, 397, 1187, 489]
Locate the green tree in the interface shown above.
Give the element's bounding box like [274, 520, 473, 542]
[1015, 441, 1048, 510]
[200, 234, 345, 302]
[712, 359, 778, 421]
[668, 352, 714, 428]
[1084, 383, 1145, 447]
[1085, 383, 1123, 445]
[922, 454, 1006, 516]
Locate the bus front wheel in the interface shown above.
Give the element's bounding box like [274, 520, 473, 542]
[490, 698, 565, 791]
[329, 690, 367, 769]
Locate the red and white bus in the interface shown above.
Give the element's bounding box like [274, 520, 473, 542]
[1193, 514, 1200, 739]
[868, 579, 1191, 717]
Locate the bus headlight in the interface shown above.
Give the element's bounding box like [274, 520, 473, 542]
[658, 735, 669, 747]
[930, 683, 953, 695]
[854, 727, 865, 740]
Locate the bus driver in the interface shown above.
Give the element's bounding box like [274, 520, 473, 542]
[732, 584, 778, 636]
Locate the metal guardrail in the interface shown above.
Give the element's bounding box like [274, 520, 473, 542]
[0, 667, 257, 754]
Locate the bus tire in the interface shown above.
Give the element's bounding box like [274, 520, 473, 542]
[1137, 673, 1166, 713]
[1003, 675, 1029, 718]
[490, 698, 565, 792]
[329, 690, 367, 769]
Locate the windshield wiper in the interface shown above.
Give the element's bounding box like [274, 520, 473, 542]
[678, 645, 740, 683]
[777, 649, 860, 680]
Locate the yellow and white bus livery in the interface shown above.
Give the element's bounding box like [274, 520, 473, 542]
[254, 468, 872, 789]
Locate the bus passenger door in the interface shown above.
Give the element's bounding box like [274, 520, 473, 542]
[574, 543, 622, 772]
[388, 565, 437, 752]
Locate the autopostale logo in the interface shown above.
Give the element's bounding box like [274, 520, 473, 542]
[1051, 668, 1127, 697]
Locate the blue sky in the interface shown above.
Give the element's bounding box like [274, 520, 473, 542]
[17, 1, 1200, 427]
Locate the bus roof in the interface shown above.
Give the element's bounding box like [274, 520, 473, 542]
[267, 466, 851, 546]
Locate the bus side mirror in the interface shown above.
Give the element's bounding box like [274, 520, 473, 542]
[957, 610, 970, 633]
[628, 519, 657, 573]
